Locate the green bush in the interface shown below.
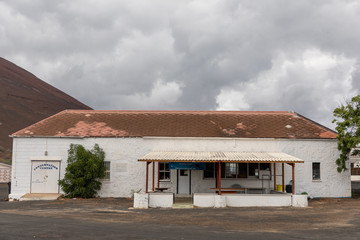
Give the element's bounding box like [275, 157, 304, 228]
[333, 95, 360, 172]
[59, 144, 106, 198]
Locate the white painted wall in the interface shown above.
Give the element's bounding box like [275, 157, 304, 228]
[148, 193, 173, 208]
[193, 193, 296, 207]
[10, 137, 350, 199]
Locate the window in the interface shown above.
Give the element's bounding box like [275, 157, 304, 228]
[102, 161, 110, 181]
[204, 163, 271, 179]
[159, 162, 170, 181]
[238, 163, 247, 178]
[225, 163, 239, 178]
[260, 163, 271, 170]
[204, 162, 215, 178]
[312, 162, 320, 180]
[180, 169, 188, 176]
[248, 163, 259, 177]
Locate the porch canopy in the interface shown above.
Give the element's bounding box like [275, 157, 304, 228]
[138, 151, 304, 195]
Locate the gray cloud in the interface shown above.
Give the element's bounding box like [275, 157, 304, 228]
[1, 0, 359, 129]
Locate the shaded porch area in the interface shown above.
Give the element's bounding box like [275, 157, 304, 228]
[138, 151, 304, 195]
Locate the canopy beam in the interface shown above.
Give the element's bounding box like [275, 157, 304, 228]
[273, 163, 277, 191]
[292, 163, 295, 194]
[145, 161, 150, 193]
[282, 163, 285, 192]
[217, 161, 222, 195]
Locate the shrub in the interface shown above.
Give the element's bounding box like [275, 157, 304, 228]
[59, 144, 106, 198]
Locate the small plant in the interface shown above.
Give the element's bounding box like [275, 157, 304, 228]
[130, 189, 142, 198]
[301, 192, 308, 195]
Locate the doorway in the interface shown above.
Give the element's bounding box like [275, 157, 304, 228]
[31, 161, 60, 193]
[177, 169, 191, 195]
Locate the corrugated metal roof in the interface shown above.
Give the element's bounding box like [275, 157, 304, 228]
[138, 151, 304, 163]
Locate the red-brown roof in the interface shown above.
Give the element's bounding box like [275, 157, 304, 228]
[11, 110, 337, 139]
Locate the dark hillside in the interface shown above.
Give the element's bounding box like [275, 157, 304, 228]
[0, 57, 92, 163]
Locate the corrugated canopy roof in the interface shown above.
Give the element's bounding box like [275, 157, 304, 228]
[138, 151, 304, 163]
[11, 110, 337, 139]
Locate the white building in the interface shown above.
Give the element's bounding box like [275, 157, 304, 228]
[9, 110, 351, 201]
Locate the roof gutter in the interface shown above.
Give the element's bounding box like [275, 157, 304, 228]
[9, 135, 85, 139]
[8, 135, 338, 141]
[142, 136, 338, 141]
[9, 135, 143, 139]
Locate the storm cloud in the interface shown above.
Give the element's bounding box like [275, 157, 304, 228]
[1, 0, 359, 128]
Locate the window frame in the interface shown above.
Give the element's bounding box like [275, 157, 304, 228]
[101, 161, 111, 181]
[312, 162, 321, 181]
[159, 162, 171, 182]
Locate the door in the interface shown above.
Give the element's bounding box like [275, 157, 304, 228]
[177, 169, 191, 194]
[31, 161, 60, 193]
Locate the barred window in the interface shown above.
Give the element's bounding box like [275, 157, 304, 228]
[312, 162, 320, 180]
[225, 163, 238, 178]
[102, 161, 110, 181]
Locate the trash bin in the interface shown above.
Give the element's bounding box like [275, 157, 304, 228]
[285, 184, 292, 193]
[7, 182, 11, 194]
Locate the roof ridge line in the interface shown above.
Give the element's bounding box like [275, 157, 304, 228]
[63, 109, 290, 114]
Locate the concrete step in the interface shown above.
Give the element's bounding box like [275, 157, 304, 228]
[172, 203, 194, 209]
[20, 193, 63, 201]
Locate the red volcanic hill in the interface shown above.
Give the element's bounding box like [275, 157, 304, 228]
[0, 57, 92, 164]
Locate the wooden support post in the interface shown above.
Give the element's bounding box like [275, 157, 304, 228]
[152, 161, 155, 192]
[292, 163, 295, 195]
[282, 163, 285, 192]
[215, 163, 218, 188]
[218, 161, 222, 195]
[157, 161, 160, 189]
[273, 163, 277, 191]
[146, 161, 149, 193]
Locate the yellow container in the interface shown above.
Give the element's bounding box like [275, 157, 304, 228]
[276, 184, 284, 191]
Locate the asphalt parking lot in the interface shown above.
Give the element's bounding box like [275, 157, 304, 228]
[1, 184, 360, 240]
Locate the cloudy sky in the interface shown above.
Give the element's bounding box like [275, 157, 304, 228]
[1, 0, 359, 129]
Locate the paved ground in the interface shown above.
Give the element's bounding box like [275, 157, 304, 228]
[0, 183, 9, 200]
[352, 181, 360, 193]
[1, 184, 360, 239]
